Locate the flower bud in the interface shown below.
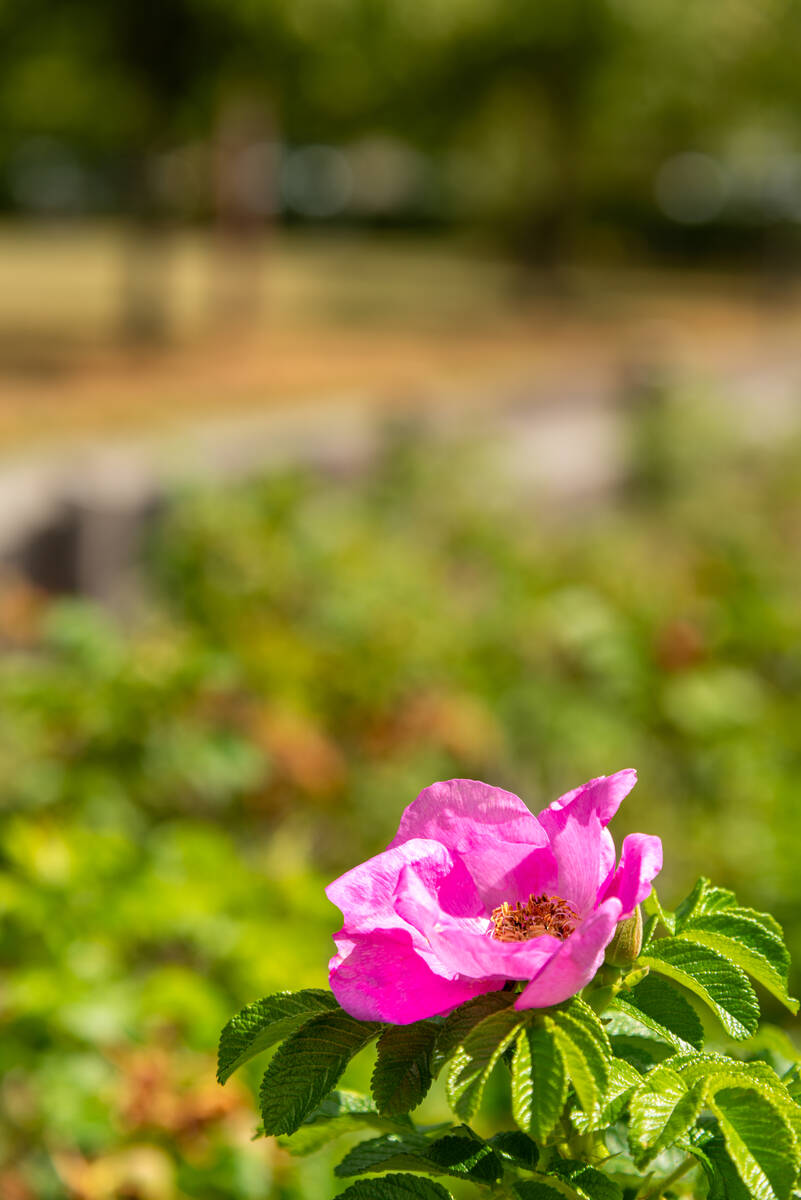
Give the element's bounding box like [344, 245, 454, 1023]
[605, 906, 643, 967]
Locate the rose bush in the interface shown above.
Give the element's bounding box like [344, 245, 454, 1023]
[221, 770, 799, 1200]
[326, 770, 662, 1022]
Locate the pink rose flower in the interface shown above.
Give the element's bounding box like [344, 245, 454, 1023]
[326, 770, 662, 1023]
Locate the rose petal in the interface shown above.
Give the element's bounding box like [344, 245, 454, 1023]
[602, 833, 663, 918]
[393, 861, 564, 981]
[326, 837, 484, 940]
[537, 770, 638, 915]
[328, 929, 500, 1023]
[389, 778, 558, 909]
[550, 769, 638, 827]
[515, 898, 623, 1009]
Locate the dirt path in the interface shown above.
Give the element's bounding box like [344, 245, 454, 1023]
[1, 234, 800, 599]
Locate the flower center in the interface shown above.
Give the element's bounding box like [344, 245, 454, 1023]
[490, 893, 579, 942]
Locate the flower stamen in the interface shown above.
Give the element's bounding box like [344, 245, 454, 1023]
[490, 893, 579, 942]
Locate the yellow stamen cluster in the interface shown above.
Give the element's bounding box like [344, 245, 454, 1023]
[490, 893, 579, 942]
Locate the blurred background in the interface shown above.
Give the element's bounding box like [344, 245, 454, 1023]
[2, 1, 801, 1196]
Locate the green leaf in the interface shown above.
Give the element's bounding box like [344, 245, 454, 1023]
[425, 1133, 504, 1183]
[784, 1065, 801, 1105]
[604, 1018, 670, 1073]
[278, 1090, 412, 1156]
[372, 1021, 439, 1115]
[446, 1007, 526, 1121]
[545, 1009, 609, 1122]
[514, 1184, 571, 1200]
[515, 1164, 623, 1200]
[489, 1130, 540, 1170]
[709, 1086, 799, 1200]
[216, 989, 339, 1083]
[432, 991, 515, 1075]
[335, 1129, 504, 1185]
[335, 1132, 432, 1177]
[564, 996, 614, 1055]
[677, 1056, 801, 1144]
[691, 1132, 751, 1200]
[337, 1174, 454, 1200]
[652, 1051, 801, 1180]
[611, 972, 704, 1051]
[640, 912, 659, 953]
[642, 884, 676, 934]
[674, 877, 736, 928]
[550, 1159, 624, 1200]
[639, 938, 759, 1039]
[628, 1063, 705, 1165]
[572, 1058, 641, 1133]
[512, 1024, 568, 1142]
[676, 909, 798, 1014]
[259, 1011, 380, 1135]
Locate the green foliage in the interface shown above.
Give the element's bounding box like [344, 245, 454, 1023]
[372, 1021, 439, 1115]
[446, 1007, 526, 1120]
[222, 871, 801, 1199]
[217, 988, 339, 1083]
[512, 1024, 568, 1141]
[611, 972, 704, 1052]
[277, 1090, 415, 1156]
[544, 1004, 611, 1125]
[639, 938, 760, 1040]
[337, 1175, 454, 1200]
[6, 431, 801, 1197]
[336, 1129, 504, 1184]
[258, 1010, 379, 1135]
[432, 991, 515, 1073]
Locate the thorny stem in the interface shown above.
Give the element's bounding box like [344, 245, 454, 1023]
[639, 1155, 695, 1199]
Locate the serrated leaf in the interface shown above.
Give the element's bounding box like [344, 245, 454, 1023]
[372, 1021, 439, 1115]
[691, 1132, 751, 1200]
[572, 1058, 641, 1133]
[639, 938, 759, 1040]
[676, 909, 798, 1014]
[550, 1159, 624, 1200]
[612, 972, 704, 1051]
[512, 1024, 568, 1142]
[515, 1184, 571, 1200]
[674, 877, 737, 928]
[515, 1165, 622, 1200]
[641, 912, 659, 953]
[216, 989, 339, 1083]
[628, 1063, 705, 1165]
[278, 1089, 412, 1156]
[642, 884, 676, 935]
[688, 1057, 801, 1145]
[337, 1173, 454, 1200]
[335, 1132, 432, 1177]
[259, 1010, 379, 1135]
[604, 1021, 670, 1074]
[564, 996, 613, 1056]
[665, 1053, 801, 1150]
[432, 991, 515, 1075]
[545, 1010, 609, 1122]
[674, 1051, 795, 1095]
[446, 1007, 526, 1121]
[709, 1086, 799, 1200]
[489, 1130, 540, 1170]
[336, 1128, 504, 1184]
[784, 1065, 801, 1105]
[425, 1133, 504, 1183]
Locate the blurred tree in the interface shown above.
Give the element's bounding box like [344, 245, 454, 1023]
[2, 0, 801, 270]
